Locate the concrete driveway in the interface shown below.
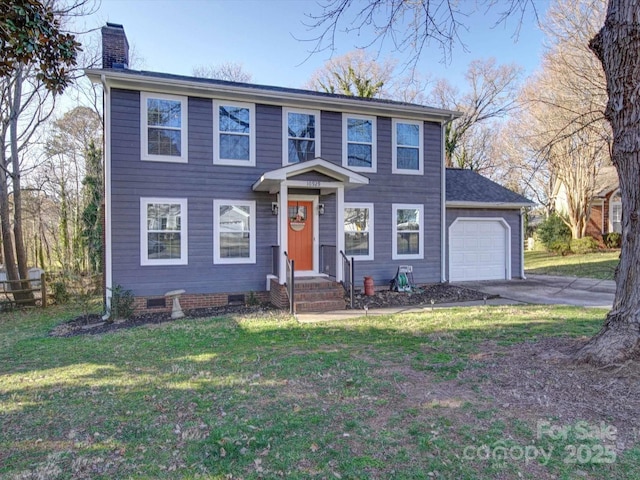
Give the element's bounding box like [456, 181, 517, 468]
[453, 274, 615, 309]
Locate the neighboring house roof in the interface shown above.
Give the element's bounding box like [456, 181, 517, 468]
[594, 165, 619, 197]
[446, 168, 534, 208]
[85, 67, 462, 122]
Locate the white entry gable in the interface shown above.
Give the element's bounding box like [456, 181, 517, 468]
[252, 157, 369, 194]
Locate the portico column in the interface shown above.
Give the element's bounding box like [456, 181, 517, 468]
[279, 184, 288, 284]
[336, 186, 345, 282]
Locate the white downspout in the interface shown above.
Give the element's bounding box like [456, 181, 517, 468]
[101, 74, 113, 318]
[440, 117, 451, 282]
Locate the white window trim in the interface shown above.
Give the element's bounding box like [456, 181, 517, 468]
[140, 197, 188, 266]
[213, 101, 256, 166]
[141, 92, 188, 163]
[392, 118, 423, 175]
[282, 107, 321, 166]
[392, 203, 424, 260]
[213, 199, 256, 264]
[344, 202, 374, 261]
[342, 113, 377, 173]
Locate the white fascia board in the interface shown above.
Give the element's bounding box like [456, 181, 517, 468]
[85, 69, 462, 123]
[446, 201, 534, 209]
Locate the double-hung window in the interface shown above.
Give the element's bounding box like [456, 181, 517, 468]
[141, 198, 188, 265]
[214, 102, 256, 166]
[141, 92, 188, 162]
[214, 200, 256, 264]
[343, 114, 376, 172]
[284, 108, 319, 164]
[392, 204, 423, 260]
[392, 119, 423, 174]
[344, 203, 374, 260]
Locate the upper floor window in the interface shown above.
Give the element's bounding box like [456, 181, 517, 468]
[141, 92, 188, 163]
[392, 204, 423, 260]
[284, 108, 319, 164]
[214, 102, 256, 166]
[343, 114, 376, 172]
[344, 203, 374, 260]
[140, 198, 188, 266]
[392, 119, 423, 175]
[213, 200, 256, 264]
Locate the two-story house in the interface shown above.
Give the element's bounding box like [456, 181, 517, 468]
[87, 23, 532, 314]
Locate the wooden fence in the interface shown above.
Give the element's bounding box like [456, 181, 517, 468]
[0, 274, 47, 309]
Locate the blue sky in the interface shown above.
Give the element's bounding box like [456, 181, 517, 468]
[90, 0, 548, 92]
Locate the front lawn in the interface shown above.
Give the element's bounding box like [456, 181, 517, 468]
[525, 250, 620, 280]
[1, 305, 638, 479]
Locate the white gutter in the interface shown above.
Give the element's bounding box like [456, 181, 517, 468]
[86, 68, 462, 123]
[446, 201, 534, 209]
[101, 74, 113, 318]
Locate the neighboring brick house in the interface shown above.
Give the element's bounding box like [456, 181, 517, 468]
[87, 23, 532, 314]
[587, 166, 621, 242]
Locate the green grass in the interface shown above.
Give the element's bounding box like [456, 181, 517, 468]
[0, 304, 636, 479]
[525, 250, 620, 280]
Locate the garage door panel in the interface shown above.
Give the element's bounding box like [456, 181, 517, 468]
[449, 219, 508, 281]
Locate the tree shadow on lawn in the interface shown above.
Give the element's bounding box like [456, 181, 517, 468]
[2, 307, 640, 479]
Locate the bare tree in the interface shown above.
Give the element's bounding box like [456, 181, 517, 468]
[428, 58, 522, 168]
[192, 62, 253, 83]
[306, 0, 640, 364]
[0, 0, 88, 304]
[575, 0, 640, 364]
[36, 106, 101, 271]
[506, 0, 608, 238]
[305, 49, 431, 101]
[305, 50, 394, 97]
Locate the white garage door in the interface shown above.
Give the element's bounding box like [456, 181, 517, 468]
[449, 219, 508, 281]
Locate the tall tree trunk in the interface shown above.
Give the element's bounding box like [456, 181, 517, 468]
[0, 162, 21, 292]
[576, 0, 640, 364]
[9, 69, 35, 304]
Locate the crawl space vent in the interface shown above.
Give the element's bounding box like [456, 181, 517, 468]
[147, 298, 166, 309]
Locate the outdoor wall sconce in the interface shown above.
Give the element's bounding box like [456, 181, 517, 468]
[271, 202, 279, 215]
[318, 203, 325, 215]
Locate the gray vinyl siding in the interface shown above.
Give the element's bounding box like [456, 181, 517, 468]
[110, 88, 445, 297]
[111, 89, 278, 296]
[445, 208, 523, 279]
[343, 118, 443, 286]
[320, 110, 342, 164]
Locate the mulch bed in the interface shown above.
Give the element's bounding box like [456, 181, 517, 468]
[51, 283, 492, 337]
[350, 283, 494, 309]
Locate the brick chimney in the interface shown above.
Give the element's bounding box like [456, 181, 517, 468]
[101, 23, 129, 69]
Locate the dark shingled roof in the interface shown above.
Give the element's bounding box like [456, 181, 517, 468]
[594, 165, 619, 197]
[97, 68, 458, 114]
[446, 168, 533, 206]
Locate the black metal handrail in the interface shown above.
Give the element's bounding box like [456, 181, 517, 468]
[320, 244, 337, 278]
[339, 250, 354, 309]
[284, 251, 295, 314]
[271, 245, 279, 277]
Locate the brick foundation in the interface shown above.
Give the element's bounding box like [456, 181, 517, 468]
[132, 291, 271, 315]
[269, 279, 290, 310]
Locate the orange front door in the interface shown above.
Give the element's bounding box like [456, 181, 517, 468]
[287, 200, 314, 271]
